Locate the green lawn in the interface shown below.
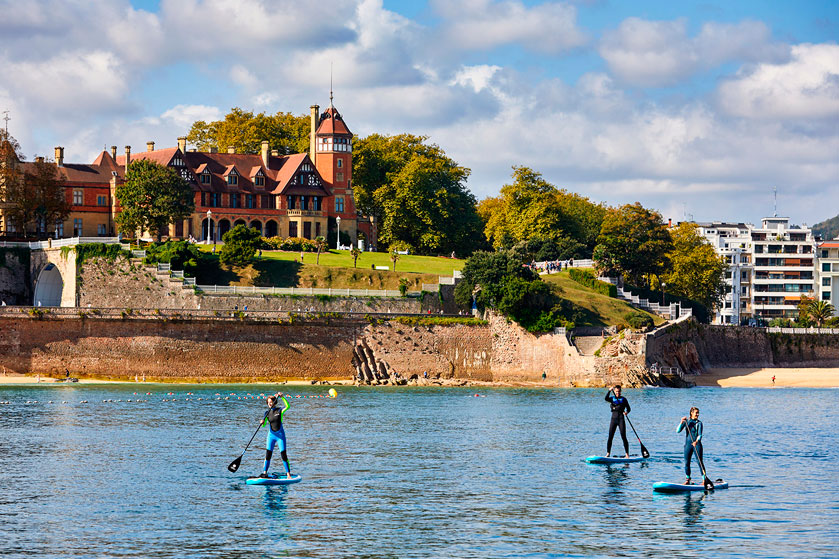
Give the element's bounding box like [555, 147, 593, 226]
[196, 245, 465, 276]
[543, 270, 664, 328]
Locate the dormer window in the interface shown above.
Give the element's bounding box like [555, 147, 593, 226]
[254, 175, 264, 187]
[227, 172, 238, 186]
[200, 171, 211, 184]
[172, 156, 184, 166]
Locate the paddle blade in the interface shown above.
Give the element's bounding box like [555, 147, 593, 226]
[227, 455, 243, 473]
[703, 477, 714, 491]
[641, 445, 650, 459]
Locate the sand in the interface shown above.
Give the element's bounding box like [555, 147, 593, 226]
[697, 368, 839, 388]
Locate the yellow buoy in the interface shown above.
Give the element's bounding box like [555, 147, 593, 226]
[328, 388, 337, 398]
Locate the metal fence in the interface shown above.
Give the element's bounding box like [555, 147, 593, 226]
[767, 327, 839, 334]
[195, 285, 418, 298]
[0, 237, 122, 249]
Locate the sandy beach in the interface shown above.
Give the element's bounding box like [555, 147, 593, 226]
[697, 367, 839, 388]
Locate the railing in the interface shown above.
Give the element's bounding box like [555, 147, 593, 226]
[157, 263, 171, 272]
[195, 285, 417, 298]
[170, 270, 184, 279]
[183, 278, 196, 287]
[767, 327, 839, 334]
[132, 250, 146, 258]
[0, 236, 121, 249]
[532, 259, 594, 273]
[286, 209, 322, 217]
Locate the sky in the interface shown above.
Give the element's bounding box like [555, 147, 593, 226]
[1, 0, 837, 227]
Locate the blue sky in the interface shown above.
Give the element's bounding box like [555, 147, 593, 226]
[2, 0, 837, 227]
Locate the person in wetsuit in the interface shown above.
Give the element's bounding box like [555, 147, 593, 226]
[260, 393, 292, 479]
[605, 385, 631, 458]
[677, 407, 703, 484]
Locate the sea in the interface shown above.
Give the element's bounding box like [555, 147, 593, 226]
[0, 384, 836, 558]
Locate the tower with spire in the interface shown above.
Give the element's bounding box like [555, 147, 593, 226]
[309, 86, 356, 246]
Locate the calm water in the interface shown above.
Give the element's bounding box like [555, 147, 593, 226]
[0, 384, 837, 558]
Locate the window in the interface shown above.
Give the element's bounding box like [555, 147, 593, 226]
[6, 220, 15, 233]
[200, 172, 211, 184]
[301, 196, 308, 210]
[336, 172, 344, 182]
[172, 156, 184, 166]
[824, 263, 831, 272]
[73, 190, 83, 205]
[97, 195, 107, 206]
[97, 224, 106, 236]
[822, 250, 829, 258]
[230, 193, 240, 208]
[299, 175, 305, 185]
[254, 175, 264, 187]
[824, 278, 832, 286]
[824, 292, 831, 301]
[73, 218, 83, 236]
[335, 196, 344, 213]
[55, 221, 64, 237]
[245, 195, 254, 209]
[313, 196, 320, 211]
[227, 173, 238, 185]
[261, 195, 273, 209]
[287, 195, 296, 210]
[336, 159, 343, 169]
[210, 193, 221, 207]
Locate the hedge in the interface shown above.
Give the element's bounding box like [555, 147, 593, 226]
[568, 268, 617, 297]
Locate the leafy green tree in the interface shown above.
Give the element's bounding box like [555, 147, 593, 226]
[479, 167, 606, 256]
[454, 250, 537, 311]
[594, 202, 672, 286]
[353, 134, 485, 255]
[659, 222, 727, 310]
[808, 300, 835, 327]
[187, 109, 310, 155]
[2, 149, 69, 237]
[115, 159, 194, 241]
[220, 224, 261, 267]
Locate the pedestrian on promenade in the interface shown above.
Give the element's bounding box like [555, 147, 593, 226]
[605, 385, 631, 458]
[260, 393, 293, 479]
[677, 407, 703, 485]
[772, 375, 776, 386]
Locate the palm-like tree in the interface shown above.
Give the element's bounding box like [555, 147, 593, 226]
[350, 246, 361, 268]
[390, 249, 399, 272]
[314, 235, 327, 265]
[808, 300, 836, 328]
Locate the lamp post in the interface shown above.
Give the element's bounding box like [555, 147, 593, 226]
[661, 282, 666, 306]
[336, 216, 341, 250]
[206, 210, 212, 243]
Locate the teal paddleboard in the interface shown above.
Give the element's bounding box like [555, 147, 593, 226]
[246, 474, 302, 486]
[653, 480, 728, 492]
[585, 455, 647, 464]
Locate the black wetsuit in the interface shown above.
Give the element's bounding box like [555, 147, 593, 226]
[605, 391, 631, 455]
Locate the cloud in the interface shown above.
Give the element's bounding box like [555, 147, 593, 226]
[433, 0, 587, 53]
[717, 43, 839, 119]
[599, 18, 788, 87]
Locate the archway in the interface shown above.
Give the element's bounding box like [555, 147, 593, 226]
[249, 220, 262, 235]
[218, 219, 231, 239]
[264, 220, 278, 237]
[201, 218, 215, 241]
[234, 219, 246, 228]
[33, 264, 63, 307]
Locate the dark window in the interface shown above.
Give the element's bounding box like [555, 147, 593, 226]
[287, 196, 296, 209]
[246, 195, 254, 208]
[230, 193, 240, 208]
[200, 173, 211, 184]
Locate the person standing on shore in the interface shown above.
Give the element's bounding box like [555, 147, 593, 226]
[260, 393, 292, 478]
[677, 407, 703, 485]
[605, 385, 631, 458]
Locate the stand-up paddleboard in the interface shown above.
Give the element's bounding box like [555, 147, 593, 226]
[246, 474, 302, 486]
[585, 455, 647, 464]
[653, 480, 728, 492]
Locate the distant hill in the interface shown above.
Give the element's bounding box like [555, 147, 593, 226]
[813, 214, 839, 240]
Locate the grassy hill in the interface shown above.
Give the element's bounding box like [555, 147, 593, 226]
[543, 271, 664, 328]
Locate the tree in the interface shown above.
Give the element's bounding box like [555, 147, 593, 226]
[1, 144, 69, 237]
[479, 167, 607, 256]
[808, 300, 835, 328]
[453, 250, 538, 311]
[390, 248, 399, 271]
[594, 202, 672, 286]
[115, 159, 194, 241]
[350, 245, 361, 268]
[659, 222, 727, 310]
[219, 225, 261, 267]
[187, 108, 309, 155]
[314, 235, 327, 265]
[353, 134, 485, 255]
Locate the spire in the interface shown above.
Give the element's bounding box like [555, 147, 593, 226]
[2, 110, 9, 133]
[329, 62, 334, 109]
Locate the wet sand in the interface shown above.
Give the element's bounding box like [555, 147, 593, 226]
[697, 368, 839, 388]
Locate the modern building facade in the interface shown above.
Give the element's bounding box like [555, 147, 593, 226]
[0, 99, 367, 246]
[816, 239, 839, 316]
[695, 222, 753, 325]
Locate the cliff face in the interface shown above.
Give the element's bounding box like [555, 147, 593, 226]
[646, 321, 839, 369]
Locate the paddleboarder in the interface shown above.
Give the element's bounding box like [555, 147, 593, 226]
[605, 385, 631, 458]
[677, 407, 703, 485]
[260, 393, 293, 479]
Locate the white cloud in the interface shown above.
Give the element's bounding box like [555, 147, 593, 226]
[717, 43, 839, 119]
[599, 18, 788, 87]
[432, 0, 587, 53]
[159, 105, 223, 129]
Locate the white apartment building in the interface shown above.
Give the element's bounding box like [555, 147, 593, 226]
[696, 217, 816, 324]
[816, 239, 839, 316]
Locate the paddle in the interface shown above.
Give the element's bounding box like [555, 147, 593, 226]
[227, 411, 268, 473]
[685, 420, 714, 491]
[624, 414, 650, 458]
[608, 388, 650, 458]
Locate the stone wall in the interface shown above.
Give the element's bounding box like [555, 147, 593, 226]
[0, 248, 30, 305]
[646, 320, 839, 370]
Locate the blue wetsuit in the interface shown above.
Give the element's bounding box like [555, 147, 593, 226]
[605, 391, 631, 455]
[263, 396, 290, 475]
[677, 418, 703, 479]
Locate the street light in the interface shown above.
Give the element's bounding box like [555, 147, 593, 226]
[661, 282, 666, 306]
[336, 216, 341, 250]
[206, 210, 212, 243]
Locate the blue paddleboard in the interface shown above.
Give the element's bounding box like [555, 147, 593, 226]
[585, 455, 647, 464]
[653, 480, 728, 492]
[246, 474, 302, 486]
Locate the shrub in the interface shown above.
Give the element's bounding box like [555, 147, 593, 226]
[399, 278, 410, 296]
[143, 240, 203, 275]
[220, 225, 262, 267]
[568, 268, 617, 297]
[624, 312, 653, 330]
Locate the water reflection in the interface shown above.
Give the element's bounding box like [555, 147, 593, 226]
[682, 492, 705, 530]
[262, 487, 289, 514]
[602, 464, 629, 505]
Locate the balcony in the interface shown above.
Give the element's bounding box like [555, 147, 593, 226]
[286, 209, 323, 217]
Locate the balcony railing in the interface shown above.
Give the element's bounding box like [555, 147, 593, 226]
[286, 209, 323, 217]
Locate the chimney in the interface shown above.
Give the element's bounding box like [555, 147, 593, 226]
[227, 146, 236, 154]
[668, 218, 672, 228]
[177, 136, 187, 152]
[271, 149, 279, 157]
[209, 146, 218, 154]
[125, 145, 131, 169]
[36, 156, 45, 163]
[111, 146, 117, 160]
[309, 104, 319, 164]
[261, 140, 269, 167]
[54, 146, 64, 167]
[146, 141, 155, 152]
